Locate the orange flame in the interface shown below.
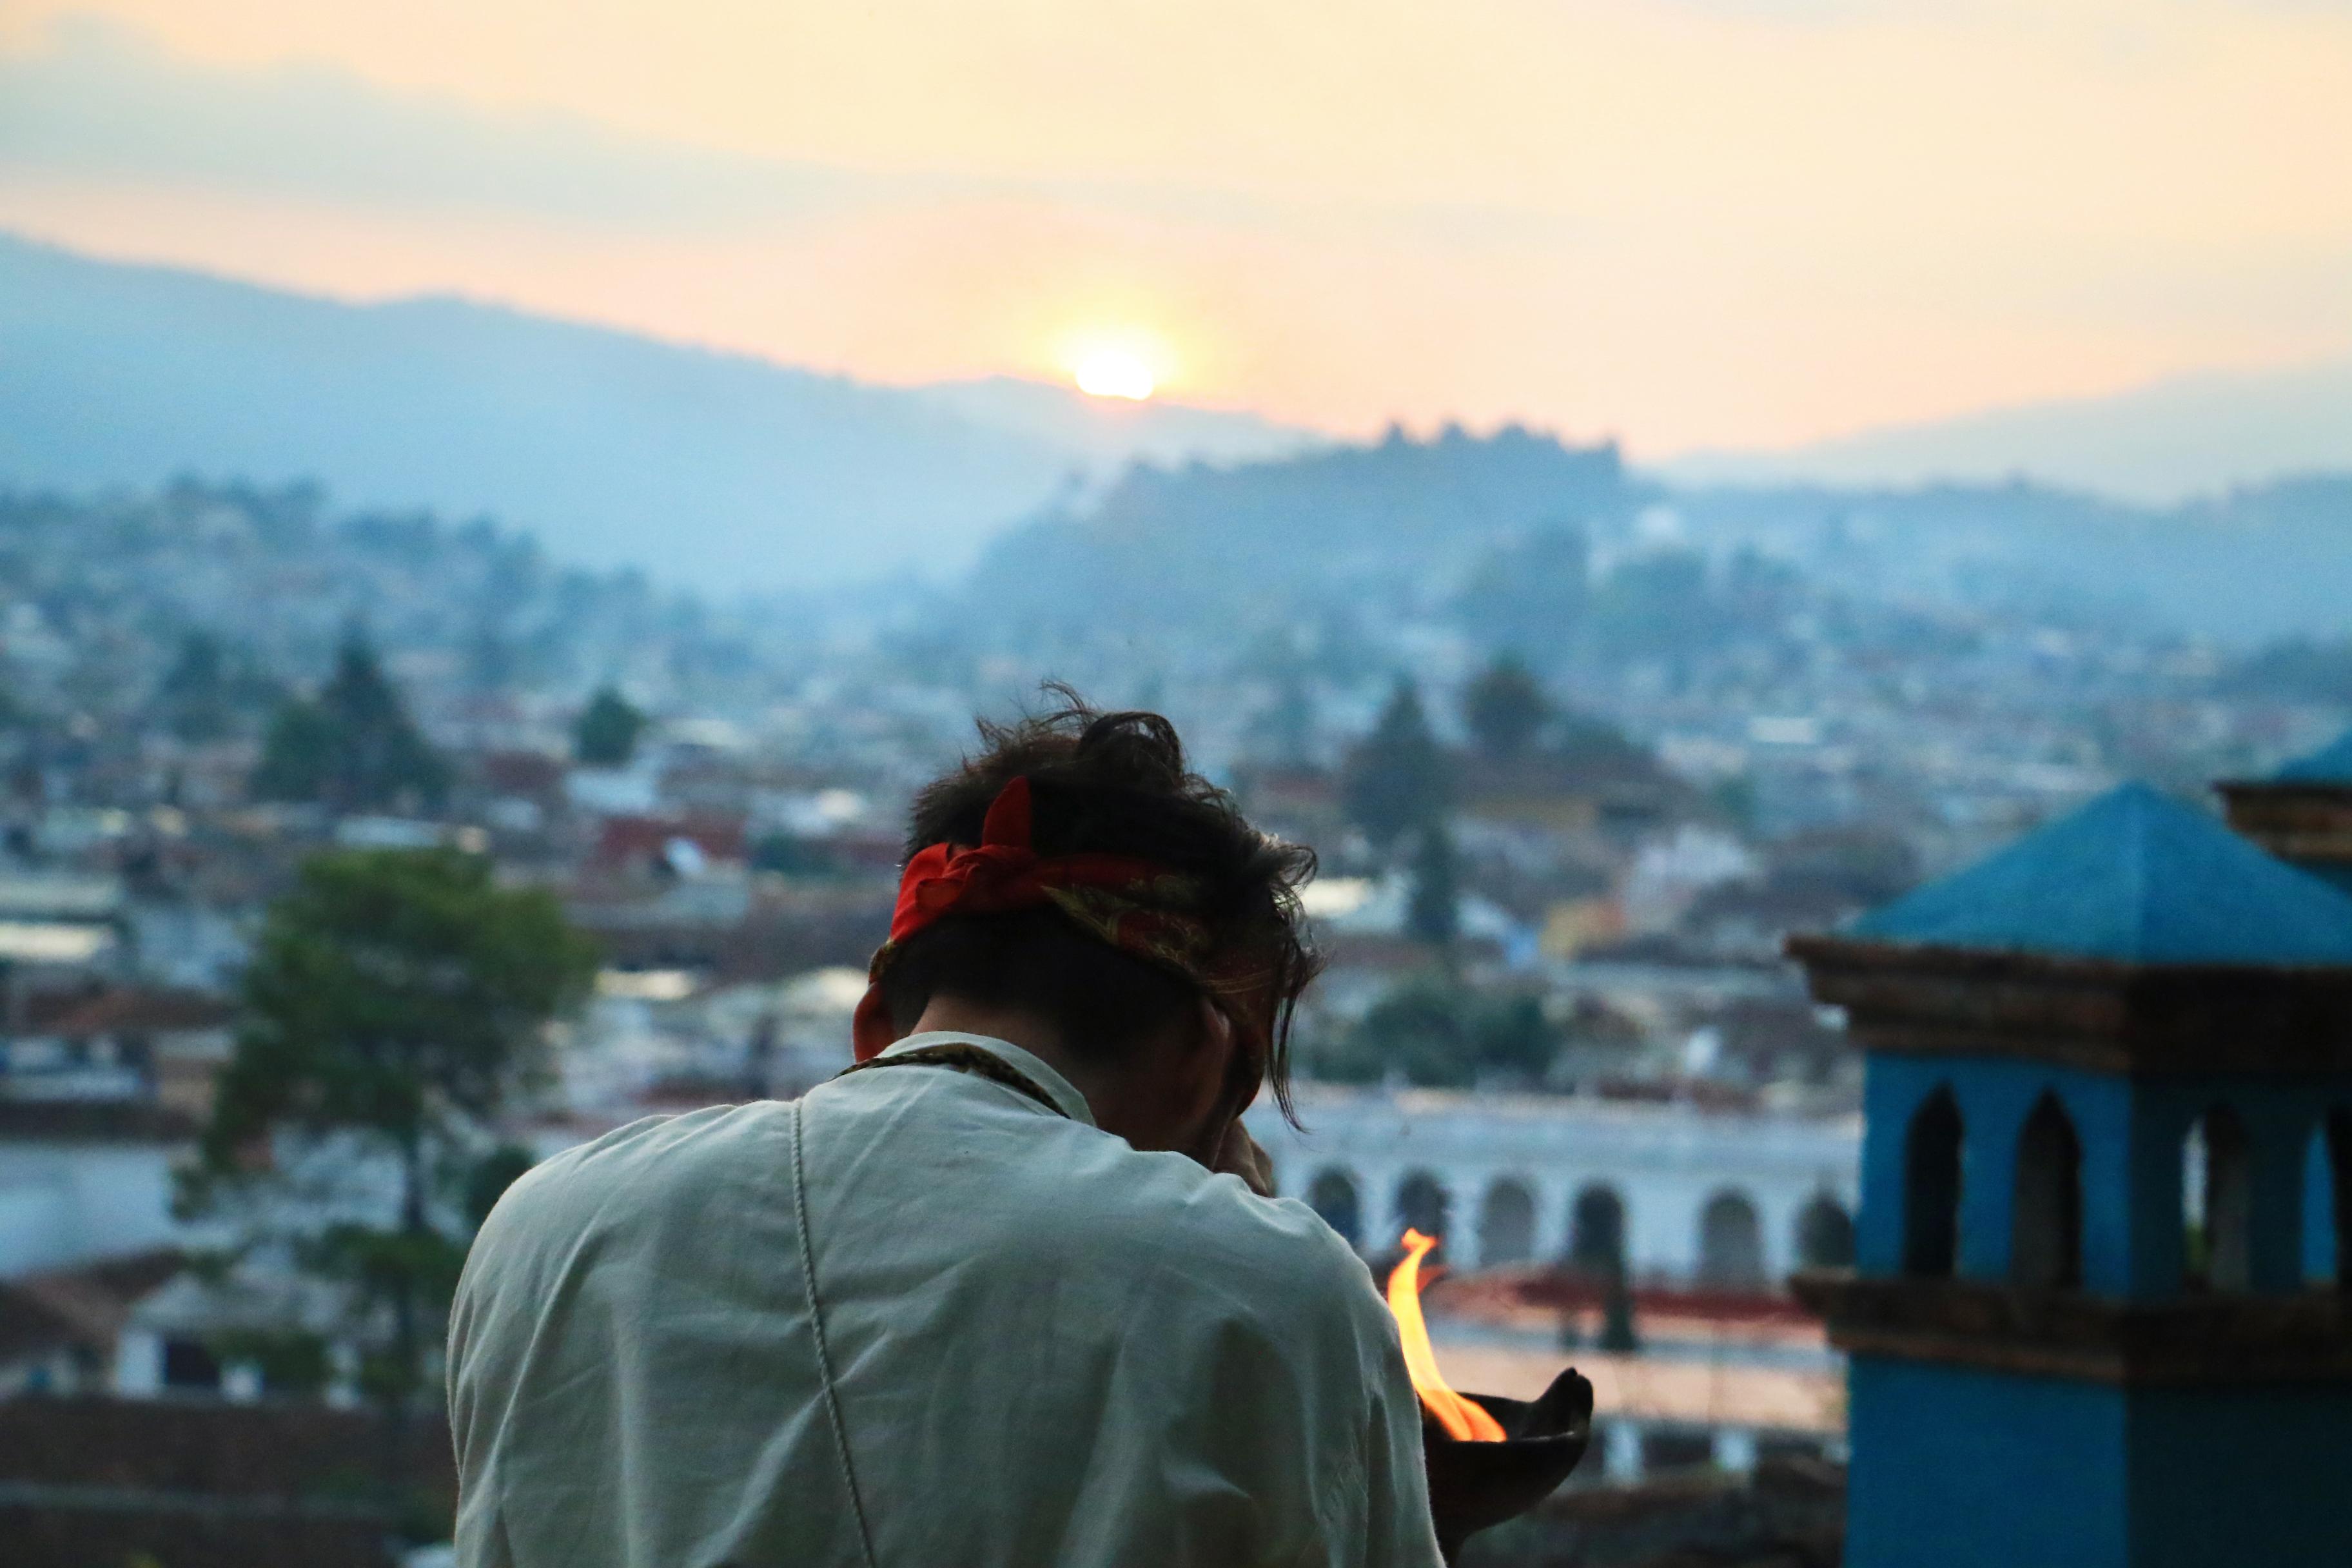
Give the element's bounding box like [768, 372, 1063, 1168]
[1386, 1228, 1505, 1442]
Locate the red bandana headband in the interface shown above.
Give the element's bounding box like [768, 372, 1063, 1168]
[867, 776, 1257, 1001]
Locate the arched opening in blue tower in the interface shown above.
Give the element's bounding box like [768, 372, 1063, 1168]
[1902, 1086, 1963, 1277]
[2335, 1108, 2352, 1291]
[2182, 1104, 2253, 1292]
[1306, 1167, 1361, 1248]
[2311, 1108, 2352, 1289]
[2011, 1092, 2081, 1289]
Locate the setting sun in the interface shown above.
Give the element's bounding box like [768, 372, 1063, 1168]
[1073, 348, 1156, 401]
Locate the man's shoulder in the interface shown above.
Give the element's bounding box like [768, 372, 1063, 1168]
[477, 1101, 792, 1250]
[1179, 1175, 1371, 1287]
[1061, 1145, 1387, 1328]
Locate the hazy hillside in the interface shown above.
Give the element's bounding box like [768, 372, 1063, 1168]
[1671, 476, 2352, 643]
[966, 429, 2352, 650]
[0, 478, 770, 739]
[965, 424, 1641, 643]
[1671, 358, 2352, 504]
[908, 377, 1315, 473]
[0, 233, 1307, 593]
[9, 231, 2347, 644]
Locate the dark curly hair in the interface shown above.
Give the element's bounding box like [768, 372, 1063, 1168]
[880, 689, 1320, 1123]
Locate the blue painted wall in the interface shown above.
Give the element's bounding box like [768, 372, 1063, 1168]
[1857, 1054, 2352, 1297]
[2125, 1384, 2352, 1565]
[2304, 1128, 2339, 1284]
[1849, 1357, 2352, 1567]
[1847, 1356, 2126, 1568]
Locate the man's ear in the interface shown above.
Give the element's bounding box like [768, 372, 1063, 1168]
[852, 985, 898, 1063]
[1197, 995, 1261, 1117]
[1192, 993, 1235, 1061]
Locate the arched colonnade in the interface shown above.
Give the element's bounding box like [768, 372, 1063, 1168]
[1286, 1163, 1854, 1283]
[1248, 1089, 1861, 1287]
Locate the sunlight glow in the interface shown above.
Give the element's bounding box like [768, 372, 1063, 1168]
[1073, 347, 1156, 400]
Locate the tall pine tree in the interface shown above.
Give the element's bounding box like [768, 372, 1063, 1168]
[253, 636, 451, 813]
[1342, 677, 1451, 850]
[1406, 823, 1460, 946]
[1462, 652, 1551, 761]
[573, 685, 648, 767]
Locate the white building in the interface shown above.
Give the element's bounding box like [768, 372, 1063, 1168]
[1248, 1084, 1861, 1285]
[0, 1102, 196, 1279]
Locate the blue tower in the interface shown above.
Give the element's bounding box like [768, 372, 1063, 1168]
[1790, 783, 2352, 1567]
[2220, 727, 2352, 896]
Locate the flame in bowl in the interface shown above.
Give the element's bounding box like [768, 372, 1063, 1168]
[1385, 1228, 1504, 1442]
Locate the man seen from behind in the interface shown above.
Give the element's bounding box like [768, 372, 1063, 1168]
[448, 698, 1446, 1567]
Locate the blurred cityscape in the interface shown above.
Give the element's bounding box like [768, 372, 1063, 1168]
[9, 0, 2352, 1558]
[1, 431, 2348, 1562]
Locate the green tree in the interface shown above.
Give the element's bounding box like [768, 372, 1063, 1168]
[573, 685, 648, 767]
[1462, 652, 1551, 761]
[752, 832, 843, 879]
[1333, 974, 1475, 1088]
[1312, 976, 1561, 1089]
[251, 700, 337, 797]
[1469, 994, 1559, 1081]
[253, 636, 451, 812]
[157, 632, 280, 743]
[464, 1143, 541, 1230]
[184, 850, 596, 1455]
[157, 632, 237, 743]
[1406, 823, 1460, 946]
[1342, 678, 1451, 851]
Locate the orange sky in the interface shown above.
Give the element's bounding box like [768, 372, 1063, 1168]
[3, 1, 2349, 453]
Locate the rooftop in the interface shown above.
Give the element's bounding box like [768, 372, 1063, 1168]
[1849, 782, 2352, 966]
[0, 1100, 200, 1144]
[41, 988, 234, 1039]
[0, 1278, 80, 1365]
[0, 874, 122, 923]
[2275, 729, 2352, 785]
[0, 921, 116, 965]
[0, 1249, 182, 1362]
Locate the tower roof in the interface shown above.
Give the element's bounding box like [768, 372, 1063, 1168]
[2275, 729, 2352, 785]
[1850, 782, 2352, 966]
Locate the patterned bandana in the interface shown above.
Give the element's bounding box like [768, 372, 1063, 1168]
[867, 776, 1261, 1001]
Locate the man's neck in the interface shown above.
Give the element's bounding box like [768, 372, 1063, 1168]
[902, 996, 1218, 1159]
[905, 997, 1106, 1112]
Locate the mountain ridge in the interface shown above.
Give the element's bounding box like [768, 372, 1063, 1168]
[8, 228, 2350, 641]
[0, 231, 1310, 593]
[1665, 357, 2352, 503]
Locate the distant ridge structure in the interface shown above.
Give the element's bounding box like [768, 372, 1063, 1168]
[1789, 783, 2352, 1567]
[2219, 728, 2352, 894]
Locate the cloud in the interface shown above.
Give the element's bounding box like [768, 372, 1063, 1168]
[4, 4, 2344, 453]
[0, 19, 879, 231]
[0, 17, 1578, 250]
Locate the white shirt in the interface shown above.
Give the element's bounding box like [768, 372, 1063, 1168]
[448, 1032, 1444, 1568]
